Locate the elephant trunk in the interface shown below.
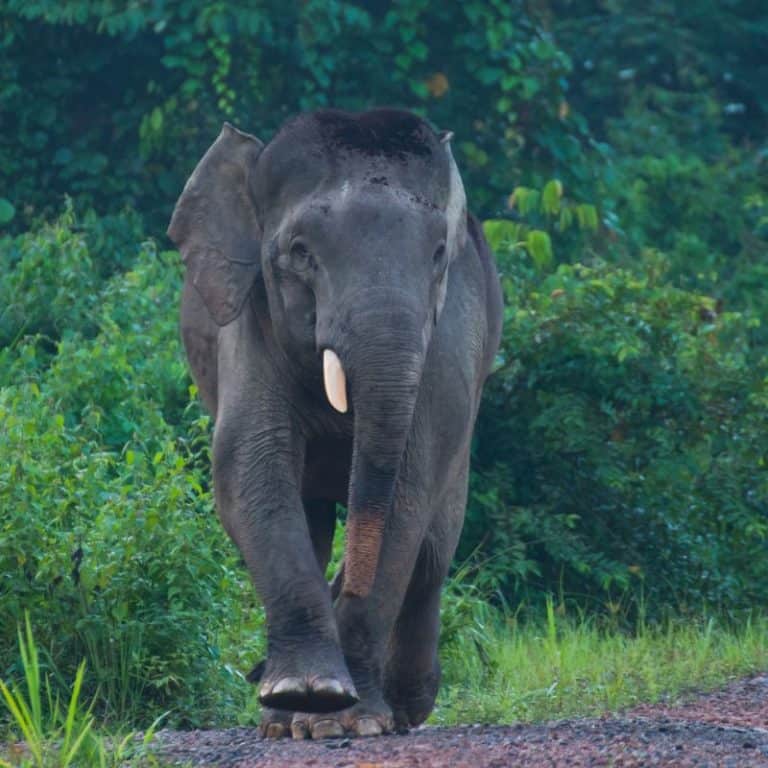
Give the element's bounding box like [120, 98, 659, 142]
[325, 303, 425, 598]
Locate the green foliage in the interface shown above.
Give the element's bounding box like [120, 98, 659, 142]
[551, 0, 768, 147]
[1, 1, 582, 230]
[601, 142, 768, 346]
[484, 181, 599, 272]
[436, 596, 768, 725]
[0, 202, 150, 348]
[464, 239, 768, 613]
[0, 200, 15, 226]
[547, 1, 768, 343]
[0, 213, 256, 727]
[0, 615, 162, 767]
[0, 615, 95, 768]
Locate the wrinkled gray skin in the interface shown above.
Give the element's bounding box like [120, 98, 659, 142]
[168, 109, 503, 739]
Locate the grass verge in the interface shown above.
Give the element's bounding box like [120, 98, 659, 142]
[3, 598, 766, 757]
[435, 596, 768, 726]
[0, 616, 165, 767]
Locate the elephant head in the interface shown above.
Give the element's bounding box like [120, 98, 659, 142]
[168, 109, 467, 599]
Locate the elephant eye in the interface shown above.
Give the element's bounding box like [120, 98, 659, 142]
[288, 240, 314, 272]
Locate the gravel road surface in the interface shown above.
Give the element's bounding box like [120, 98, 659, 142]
[151, 674, 768, 767]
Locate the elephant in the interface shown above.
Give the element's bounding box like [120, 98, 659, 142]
[167, 108, 503, 739]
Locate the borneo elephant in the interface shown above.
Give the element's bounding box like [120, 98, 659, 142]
[167, 108, 503, 739]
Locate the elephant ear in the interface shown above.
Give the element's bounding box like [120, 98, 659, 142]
[167, 123, 265, 326]
[436, 132, 467, 320]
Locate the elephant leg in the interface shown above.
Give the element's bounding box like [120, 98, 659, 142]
[305, 499, 337, 576]
[213, 407, 356, 714]
[249, 499, 338, 686]
[294, 480, 434, 738]
[385, 464, 468, 728]
[384, 549, 448, 729]
[293, 536, 450, 739]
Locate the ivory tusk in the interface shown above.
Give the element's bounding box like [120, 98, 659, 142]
[323, 349, 348, 413]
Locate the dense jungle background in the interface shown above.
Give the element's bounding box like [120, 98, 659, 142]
[1, 0, 767, 740]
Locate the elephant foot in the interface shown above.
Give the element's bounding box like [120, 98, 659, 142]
[386, 661, 440, 730]
[290, 700, 395, 739]
[259, 707, 292, 739]
[257, 645, 358, 713]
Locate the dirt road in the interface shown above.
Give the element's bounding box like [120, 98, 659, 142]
[152, 674, 768, 767]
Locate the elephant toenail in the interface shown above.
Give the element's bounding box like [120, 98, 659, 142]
[271, 676, 307, 696]
[311, 718, 345, 739]
[265, 723, 286, 739]
[290, 718, 310, 740]
[312, 677, 346, 697]
[355, 717, 383, 737]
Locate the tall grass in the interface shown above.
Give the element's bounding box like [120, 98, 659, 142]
[435, 594, 768, 726]
[3, 591, 766, 748]
[0, 616, 163, 768]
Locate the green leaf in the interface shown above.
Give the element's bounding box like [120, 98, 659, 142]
[53, 148, 73, 165]
[150, 107, 163, 132]
[478, 66, 503, 85]
[576, 204, 599, 231]
[483, 219, 522, 253]
[0, 198, 15, 224]
[513, 187, 540, 216]
[526, 229, 553, 270]
[542, 180, 563, 215]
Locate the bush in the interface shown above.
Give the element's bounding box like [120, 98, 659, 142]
[597, 124, 768, 348]
[463, 229, 768, 614]
[0, 203, 148, 349]
[0, 213, 256, 726]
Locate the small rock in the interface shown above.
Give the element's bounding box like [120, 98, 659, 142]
[324, 737, 351, 749]
[742, 740, 756, 749]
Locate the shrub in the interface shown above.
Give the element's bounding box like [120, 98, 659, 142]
[0, 203, 147, 349]
[463, 230, 768, 615]
[0, 214, 255, 726]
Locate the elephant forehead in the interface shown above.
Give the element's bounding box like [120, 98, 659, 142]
[315, 178, 442, 216]
[279, 182, 446, 242]
[259, 170, 449, 244]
